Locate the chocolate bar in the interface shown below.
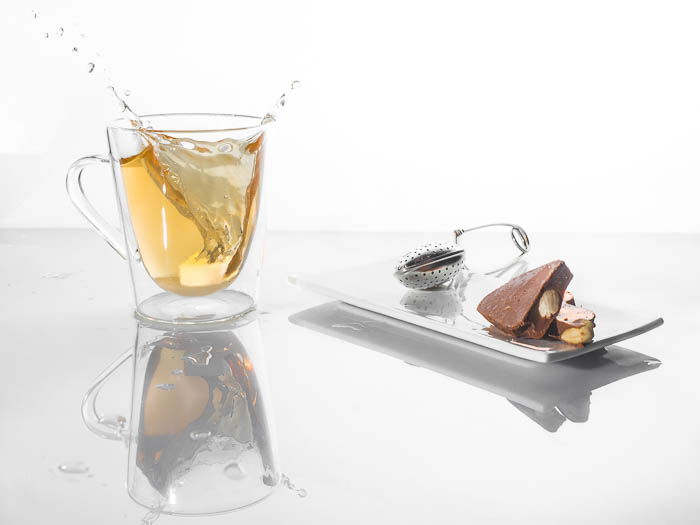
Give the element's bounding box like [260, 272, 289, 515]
[477, 260, 573, 339]
[549, 303, 596, 345]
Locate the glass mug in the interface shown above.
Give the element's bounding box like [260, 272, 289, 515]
[67, 114, 270, 324]
[82, 317, 280, 515]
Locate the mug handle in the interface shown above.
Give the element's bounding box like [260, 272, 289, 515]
[81, 348, 133, 441]
[66, 155, 127, 259]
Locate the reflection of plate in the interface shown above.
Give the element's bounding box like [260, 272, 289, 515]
[289, 260, 664, 363]
[289, 302, 661, 432]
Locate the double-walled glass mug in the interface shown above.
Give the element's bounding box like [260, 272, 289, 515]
[67, 114, 270, 324]
[82, 317, 280, 515]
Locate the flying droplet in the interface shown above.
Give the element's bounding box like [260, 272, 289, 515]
[58, 461, 89, 474]
[224, 462, 247, 480]
[32, 11, 38, 19]
[190, 431, 211, 440]
[291, 80, 301, 89]
[155, 383, 175, 391]
[44, 33, 49, 38]
[57, 27, 64, 36]
[72, 47, 78, 52]
[87, 62, 95, 73]
[124, 89, 131, 96]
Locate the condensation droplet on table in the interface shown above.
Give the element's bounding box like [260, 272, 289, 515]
[141, 509, 160, 525]
[223, 462, 247, 480]
[332, 322, 364, 331]
[58, 461, 89, 474]
[281, 473, 308, 498]
[189, 431, 211, 440]
[156, 383, 176, 391]
[87, 62, 95, 73]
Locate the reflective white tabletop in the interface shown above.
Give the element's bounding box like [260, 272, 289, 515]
[1, 229, 698, 524]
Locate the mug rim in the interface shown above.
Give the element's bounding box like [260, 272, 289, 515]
[108, 112, 269, 134]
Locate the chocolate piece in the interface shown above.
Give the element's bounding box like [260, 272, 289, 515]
[563, 290, 575, 305]
[477, 260, 573, 339]
[549, 304, 596, 345]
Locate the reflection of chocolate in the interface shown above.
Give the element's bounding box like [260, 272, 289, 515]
[477, 260, 573, 338]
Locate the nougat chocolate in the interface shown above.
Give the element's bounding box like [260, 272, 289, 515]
[477, 260, 573, 339]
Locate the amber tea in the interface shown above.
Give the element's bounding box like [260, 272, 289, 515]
[120, 132, 264, 296]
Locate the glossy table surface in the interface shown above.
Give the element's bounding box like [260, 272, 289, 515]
[1, 229, 698, 524]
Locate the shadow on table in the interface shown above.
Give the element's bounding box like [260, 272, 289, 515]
[289, 301, 661, 433]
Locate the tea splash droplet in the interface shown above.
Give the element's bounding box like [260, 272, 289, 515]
[72, 47, 78, 52]
[58, 461, 89, 474]
[57, 27, 64, 36]
[87, 62, 95, 73]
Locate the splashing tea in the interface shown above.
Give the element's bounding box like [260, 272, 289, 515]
[119, 131, 264, 296]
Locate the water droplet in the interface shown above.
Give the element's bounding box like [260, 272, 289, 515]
[224, 462, 247, 480]
[44, 33, 49, 38]
[189, 431, 211, 440]
[58, 461, 89, 474]
[281, 473, 308, 498]
[87, 62, 95, 73]
[32, 11, 38, 19]
[291, 80, 301, 90]
[332, 323, 364, 331]
[156, 383, 176, 391]
[217, 143, 233, 153]
[57, 27, 64, 37]
[72, 47, 78, 52]
[141, 509, 160, 525]
[124, 89, 131, 96]
[171, 369, 184, 375]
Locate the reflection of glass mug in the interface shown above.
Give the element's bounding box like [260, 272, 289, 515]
[67, 114, 269, 324]
[82, 318, 280, 515]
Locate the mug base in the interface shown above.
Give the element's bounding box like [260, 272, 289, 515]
[135, 290, 255, 325]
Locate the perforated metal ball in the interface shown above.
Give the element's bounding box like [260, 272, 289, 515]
[394, 242, 465, 290]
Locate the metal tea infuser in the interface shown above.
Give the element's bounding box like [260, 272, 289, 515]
[394, 223, 530, 290]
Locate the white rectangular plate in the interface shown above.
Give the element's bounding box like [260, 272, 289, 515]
[290, 260, 664, 363]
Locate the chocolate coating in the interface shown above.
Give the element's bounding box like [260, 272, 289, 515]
[477, 260, 573, 338]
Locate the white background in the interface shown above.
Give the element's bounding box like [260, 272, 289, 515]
[1, 0, 698, 233]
